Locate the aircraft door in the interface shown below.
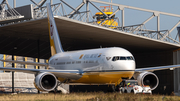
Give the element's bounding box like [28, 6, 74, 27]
[101, 55, 107, 70]
[102, 55, 112, 70]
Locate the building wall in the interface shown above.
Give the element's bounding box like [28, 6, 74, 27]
[3, 55, 47, 69]
[173, 50, 180, 95]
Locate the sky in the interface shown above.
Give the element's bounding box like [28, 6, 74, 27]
[5, 0, 180, 40]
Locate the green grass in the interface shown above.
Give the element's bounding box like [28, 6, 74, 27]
[0, 92, 179, 101]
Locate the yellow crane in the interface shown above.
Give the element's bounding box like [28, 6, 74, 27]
[94, 4, 118, 29]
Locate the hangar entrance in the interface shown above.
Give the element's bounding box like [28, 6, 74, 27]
[1, 0, 180, 94]
[134, 51, 174, 94]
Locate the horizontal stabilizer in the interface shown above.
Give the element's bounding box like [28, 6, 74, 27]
[0, 59, 48, 67]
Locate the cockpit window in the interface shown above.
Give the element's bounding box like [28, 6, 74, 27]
[127, 56, 133, 60]
[112, 56, 134, 61]
[112, 56, 119, 61]
[120, 57, 126, 60]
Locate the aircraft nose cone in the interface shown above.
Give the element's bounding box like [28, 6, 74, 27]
[125, 61, 135, 70]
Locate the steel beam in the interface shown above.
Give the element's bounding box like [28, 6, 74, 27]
[109, 7, 120, 18]
[60, 0, 78, 13]
[88, 1, 108, 18]
[30, 0, 39, 7]
[90, 0, 180, 18]
[131, 14, 155, 33]
[51, 0, 53, 5]
[13, 0, 16, 8]
[69, 1, 85, 18]
[161, 21, 180, 41]
[121, 9, 124, 29]
[86, 0, 89, 22]
[69, 2, 85, 15]
[33, 0, 47, 8]
[157, 15, 160, 39]
[1, 0, 6, 4]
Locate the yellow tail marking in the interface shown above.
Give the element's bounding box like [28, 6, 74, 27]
[48, 17, 56, 56]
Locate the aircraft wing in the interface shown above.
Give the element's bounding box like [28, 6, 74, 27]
[135, 64, 180, 72]
[0, 59, 48, 67]
[0, 67, 81, 80]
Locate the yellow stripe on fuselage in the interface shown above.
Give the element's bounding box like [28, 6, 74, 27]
[58, 71, 134, 85]
[48, 19, 56, 56]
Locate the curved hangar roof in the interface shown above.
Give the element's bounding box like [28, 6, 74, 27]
[0, 16, 180, 59]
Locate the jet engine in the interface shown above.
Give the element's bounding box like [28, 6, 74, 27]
[34, 72, 57, 91]
[136, 72, 159, 90]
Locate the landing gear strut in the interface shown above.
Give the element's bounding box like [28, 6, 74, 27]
[54, 79, 70, 94]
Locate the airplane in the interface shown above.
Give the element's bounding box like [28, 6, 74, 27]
[0, 3, 180, 92]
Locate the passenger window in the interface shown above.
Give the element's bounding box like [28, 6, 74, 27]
[66, 62, 71, 64]
[120, 57, 126, 60]
[76, 61, 81, 64]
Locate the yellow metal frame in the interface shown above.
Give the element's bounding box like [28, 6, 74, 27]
[25, 57, 27, 68]
[36, 58, 38, 69]
[95, 11, 113, 15]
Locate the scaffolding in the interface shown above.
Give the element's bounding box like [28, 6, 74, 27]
[0, 0, 180, 44]
[0, 0, 24, 23]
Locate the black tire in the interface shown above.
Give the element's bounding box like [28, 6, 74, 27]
[111, 85, 116, 92]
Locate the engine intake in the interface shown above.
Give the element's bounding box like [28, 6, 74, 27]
[136, 72, 159, 90]
[34, 72, 57, 91]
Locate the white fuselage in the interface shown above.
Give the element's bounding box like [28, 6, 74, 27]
[48, 47, 135, 71]
[48, 47, 136, 84]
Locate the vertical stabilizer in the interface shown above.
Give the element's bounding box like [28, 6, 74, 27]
[47, 3, 64, 56]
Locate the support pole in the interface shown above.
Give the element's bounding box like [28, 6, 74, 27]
[12, 55, 14, 93]
[157, 15, 160, 39]
[86, 0, 89, 22]
[51, 0, 53, 5]
[121, 9, 124, 30]
[37, 40, 40, 94]
[3, 54, 6, 73]
[13, 0, 16, 8]
[37, 40, 40, 70]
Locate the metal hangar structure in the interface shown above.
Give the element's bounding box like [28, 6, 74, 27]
[1, 0, 180, 94]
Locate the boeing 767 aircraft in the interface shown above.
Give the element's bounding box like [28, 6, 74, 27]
[0, 3, 180, 92]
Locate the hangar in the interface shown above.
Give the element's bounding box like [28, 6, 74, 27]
[1, 0, 180, 94]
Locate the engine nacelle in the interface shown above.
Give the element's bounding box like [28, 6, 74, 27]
[34, 72, 57, 91]
[136, 72, 159, 90]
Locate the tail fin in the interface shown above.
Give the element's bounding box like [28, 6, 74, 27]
[47, 3, 64, 56]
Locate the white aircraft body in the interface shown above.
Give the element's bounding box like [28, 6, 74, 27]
[1, 3, 180, 92]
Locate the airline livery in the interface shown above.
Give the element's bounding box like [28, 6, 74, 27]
[0, 3, 180, 92]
